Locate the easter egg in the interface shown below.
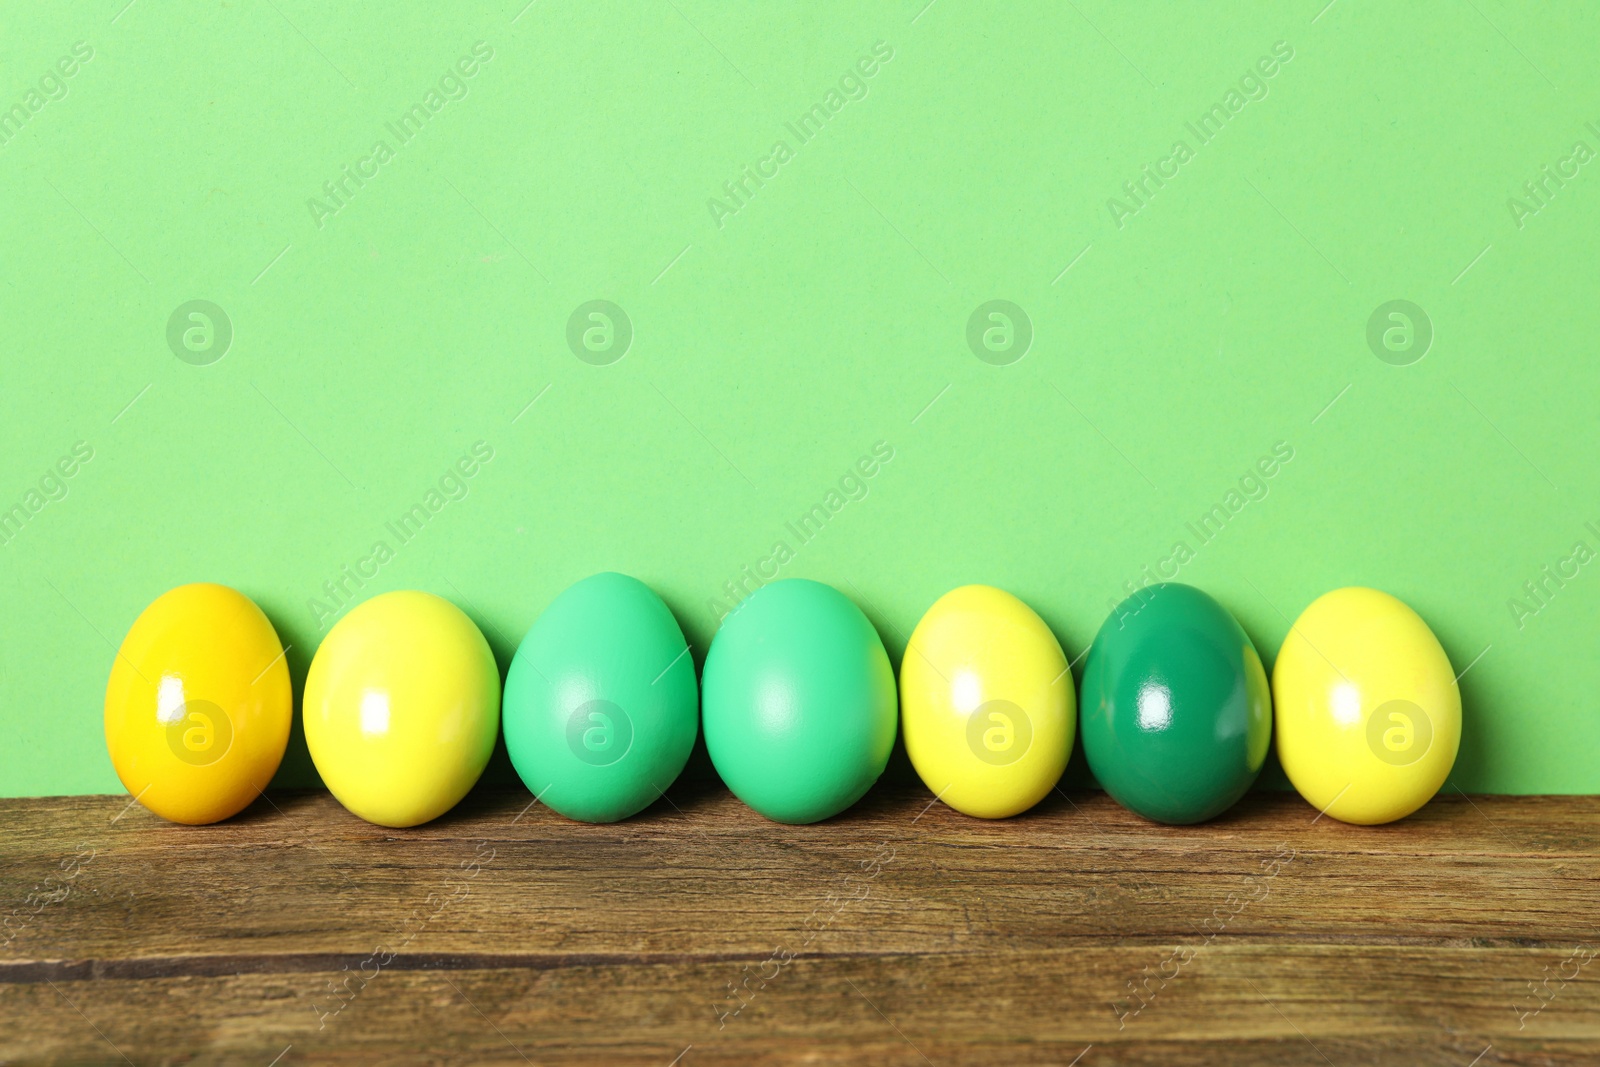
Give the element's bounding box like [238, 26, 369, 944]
[900, 585, 1073, 818]
[104, 583, 292, 825]
[1273, 587, 1460, 824]
[1080, 583, 1271, 824]
[702, 579, 896, 823]
[502, 572, 698, 823]
[303, 591, 499, 827]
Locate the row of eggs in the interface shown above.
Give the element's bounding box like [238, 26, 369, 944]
[104, 575, 1461, 829]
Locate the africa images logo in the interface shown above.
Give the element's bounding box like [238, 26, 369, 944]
[306, 42, 495, 230]
[566, 700, 632, 766]
[706, 40, 895, 229]
[307, 441, 496, 629]
[1365, 700, 1431, 767]
[1105, 41, 1294, 229]
[966, 301, 1032, 366]
[0, 41, 94, 152]
[166, 300, 233, 366]
[1366, 300, 1432, 366]
[566, 301, 632, 366]
[164, 699, 232, 766]
[965, 700, 1032, 766]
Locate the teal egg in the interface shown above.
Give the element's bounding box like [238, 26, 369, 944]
[1079, 583, 1271, 825]
[503, 572, 698, 823]
[702, 579, 897, 824]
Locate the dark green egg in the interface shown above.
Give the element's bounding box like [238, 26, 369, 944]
[1079, 583, 1271, 824]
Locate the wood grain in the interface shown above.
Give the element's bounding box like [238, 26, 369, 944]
[2, 783, 1597, 1065]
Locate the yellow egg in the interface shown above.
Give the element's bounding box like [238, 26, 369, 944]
[1273, 587, 1461, 824]
[104, 583, 292, 825]
[900, 585, 1074, 818]
[303, 591, 499, 827]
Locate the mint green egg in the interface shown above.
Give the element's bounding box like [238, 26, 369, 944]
[702, 579, 897, 824]
[502, 572, 698, 823]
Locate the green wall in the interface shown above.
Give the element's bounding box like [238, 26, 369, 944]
[3, 1, 1596, 797]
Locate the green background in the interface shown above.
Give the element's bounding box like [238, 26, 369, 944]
[2, 1, 1596, 798]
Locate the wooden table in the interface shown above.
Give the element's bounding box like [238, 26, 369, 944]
[2, 782, 1596, 1065]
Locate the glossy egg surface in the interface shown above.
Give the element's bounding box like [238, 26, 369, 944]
[1080, 583, 1271, 824]
[303, 591, 499, 828]
[503, 572, 698, 823]
[1273, 586, 1460, 824]
[701, 579, 896, 824]
[900, 585, 1073, 818]
[104, 582, 292, 824]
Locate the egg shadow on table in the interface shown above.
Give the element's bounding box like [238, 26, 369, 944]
[1017, 784, 1101, 821]
[1231, 603, 1294, 794]
[1025, 601, 1100, 792]
[645, 594, 725, 815]
[630, 729, 726, 819]
[230, 787, 328, 825]
[257, 601, 323, 793]
[427, 785, 532, 828]
[1433, 619, 1489, 791]
[443, 587, 525, 790]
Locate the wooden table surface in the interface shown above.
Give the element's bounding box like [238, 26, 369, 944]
[1, 781, 1597, 1066]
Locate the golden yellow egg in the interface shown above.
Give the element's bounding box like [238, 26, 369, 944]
[104, 583, 292, 824]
